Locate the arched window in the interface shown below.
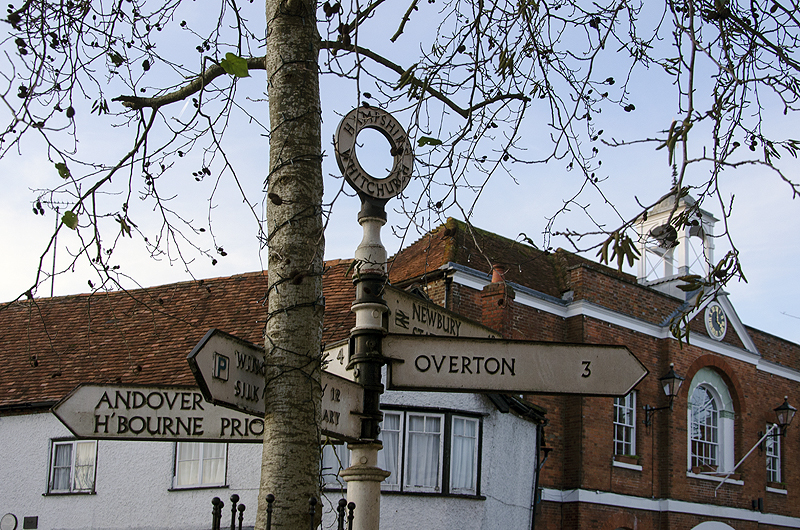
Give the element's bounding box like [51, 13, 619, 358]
[690, 386, 719, 468]
[687, 368, 734, 473]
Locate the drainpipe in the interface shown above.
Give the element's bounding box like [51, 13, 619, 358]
[530, 425, 552, 530]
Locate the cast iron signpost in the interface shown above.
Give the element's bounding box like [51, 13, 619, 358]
[327, 107, 649, 530]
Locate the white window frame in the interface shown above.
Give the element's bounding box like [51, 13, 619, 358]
[378, 411, 404, 491]
[766, 425, 781, 483]
[48, 440, 97, 494]
[690, 385, 720, 469]
[449, 415, 480, 495]
[613, 392, 636, 456]
[686, 368, 735, 474]
[403, 412, 445, 493]
[378, 409, 482, 495]
[173, 442, 228, 489]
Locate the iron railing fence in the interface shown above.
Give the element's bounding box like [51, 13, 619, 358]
[210, 494, 355, 530]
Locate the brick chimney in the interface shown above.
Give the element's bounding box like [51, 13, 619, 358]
[481, 264, 515, 337]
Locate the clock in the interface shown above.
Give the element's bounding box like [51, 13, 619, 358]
[705, 302, 727, 341]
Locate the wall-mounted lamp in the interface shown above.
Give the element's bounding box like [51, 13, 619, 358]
[643, 363, 685, 427]
[772, 396, 796, 436]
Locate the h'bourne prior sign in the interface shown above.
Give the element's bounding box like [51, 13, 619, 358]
[52, 384, 265, 442]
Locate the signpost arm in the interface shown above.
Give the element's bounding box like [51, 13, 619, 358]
[340, 197, 390, 530]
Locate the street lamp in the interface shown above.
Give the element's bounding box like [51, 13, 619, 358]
[773, 396, 796, 435]
[643, 363, 685, 427]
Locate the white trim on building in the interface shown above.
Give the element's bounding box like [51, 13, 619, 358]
[445, 263, 800, 384]
[541, 488, 800, 528]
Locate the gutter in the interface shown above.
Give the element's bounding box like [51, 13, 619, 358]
[0, 401, 58, 415]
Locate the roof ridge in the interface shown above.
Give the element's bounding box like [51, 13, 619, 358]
[6, 261, 360, 305]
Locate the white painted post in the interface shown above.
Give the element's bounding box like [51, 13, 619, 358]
[333, 106, 414, 530]
[344, 211, 390, 530]
[340, 442, 390, 530]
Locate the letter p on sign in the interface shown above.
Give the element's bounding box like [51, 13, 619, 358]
[213, 353, 229, 381]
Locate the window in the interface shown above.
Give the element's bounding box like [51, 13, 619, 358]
[449, 416, 479, 494]
[404, 413, 444, 492]
[321, 442, 349, 490]
[173, 442, 227, 488]
[48, 440, 97, 493]
[378, 409, 481, 495]
[687, 368, 734, 473]
[690, 386, 719, 468]
[378, 411, 403, 491]
[613, 392, 636, 456]
[766, 426, 781, 483]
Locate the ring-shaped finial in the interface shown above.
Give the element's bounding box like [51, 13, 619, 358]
[334, 107, 414, 201]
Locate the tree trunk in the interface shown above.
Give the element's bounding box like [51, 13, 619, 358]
[256, 0, 324, 527]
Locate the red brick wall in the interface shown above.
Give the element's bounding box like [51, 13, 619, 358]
[398, 264, 800, 528]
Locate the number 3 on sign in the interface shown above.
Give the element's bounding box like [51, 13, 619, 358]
[581, 361, 591, 378]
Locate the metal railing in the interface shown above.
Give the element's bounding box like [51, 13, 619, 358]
[211, 494, 355, 530]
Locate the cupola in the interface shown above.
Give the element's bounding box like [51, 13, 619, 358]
[635, 193, 717, 299]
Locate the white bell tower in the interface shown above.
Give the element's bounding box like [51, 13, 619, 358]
[636, 194, 717, 299]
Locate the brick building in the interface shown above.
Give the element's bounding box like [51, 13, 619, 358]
[387, 200, 800, 529]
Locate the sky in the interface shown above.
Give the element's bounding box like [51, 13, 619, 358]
[1, 1, 799, 346]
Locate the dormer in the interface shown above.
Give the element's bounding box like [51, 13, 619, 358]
[635, 194, 718, 299]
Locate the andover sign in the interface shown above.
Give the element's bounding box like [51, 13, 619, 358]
[188, 329, 364, 442]
[333, 106, 414, 200]
[384, 334, 648, 396]
[52, 384, 265, 442]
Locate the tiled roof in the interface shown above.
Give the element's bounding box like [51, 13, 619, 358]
[0, 219, 658, 411]
[389, 218, 568, 298]
[0, 261, 356, 410]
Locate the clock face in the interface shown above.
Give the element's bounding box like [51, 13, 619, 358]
[705, 302, 727, 340]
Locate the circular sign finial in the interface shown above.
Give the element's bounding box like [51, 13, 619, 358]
[334, 107, 414, 201]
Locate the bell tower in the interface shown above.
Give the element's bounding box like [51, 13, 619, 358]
[635, 194, 717, 299]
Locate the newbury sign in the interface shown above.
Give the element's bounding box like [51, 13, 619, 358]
[384, 334, 648, 396]
[384, 285, 497, 338]
[323, 286, 498, 382]
[334, 106, 413, 200]
[188, 329, 364, 442]
[52, 384, 265, 442]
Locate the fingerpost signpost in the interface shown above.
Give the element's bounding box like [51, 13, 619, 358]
[53, 106, 648, 530]
[325, 106, 648, 530]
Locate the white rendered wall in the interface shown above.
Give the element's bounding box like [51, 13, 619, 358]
[0, 412, 262, 530]
[1, 394, 537, 530]
[374, 390, 538, 530]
